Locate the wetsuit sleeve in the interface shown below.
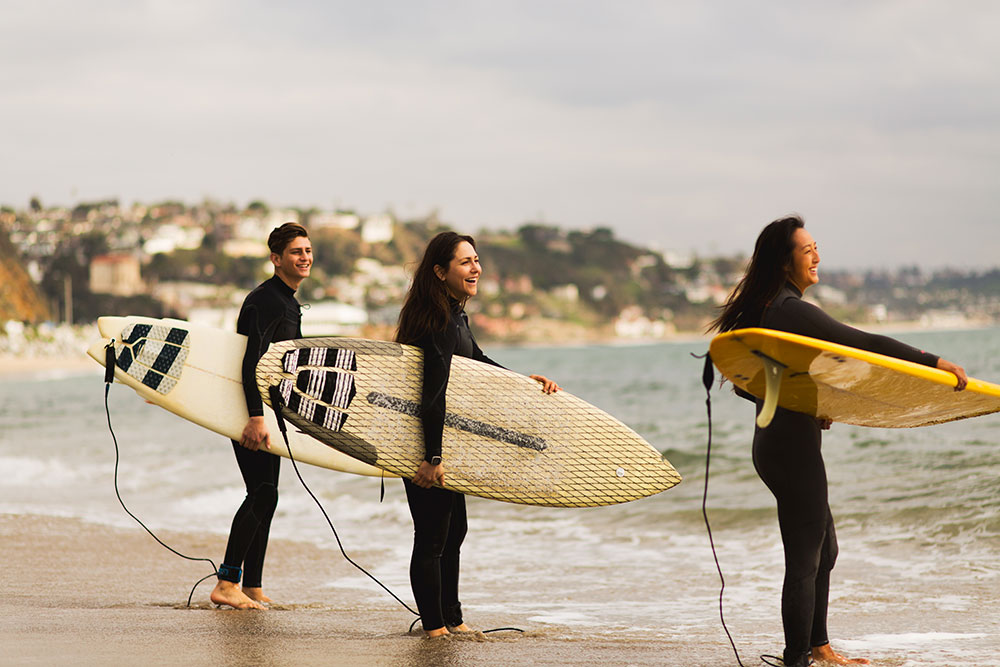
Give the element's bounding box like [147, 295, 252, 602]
[774, 298, 940, 367]
[470, 336, 504, 369]
[418, 327, 456, 462]
[238, 301, 284, 417]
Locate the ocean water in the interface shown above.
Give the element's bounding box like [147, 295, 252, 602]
[2, 329, 999, 665]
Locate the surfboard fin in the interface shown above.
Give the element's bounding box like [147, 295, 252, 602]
[753, 350, 787, 429]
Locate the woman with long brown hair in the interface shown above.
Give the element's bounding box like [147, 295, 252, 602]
[710, 215, 966, 667]
[397, 231, 558, 638]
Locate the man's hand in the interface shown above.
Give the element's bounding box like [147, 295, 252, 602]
[239, 416, 271, 451]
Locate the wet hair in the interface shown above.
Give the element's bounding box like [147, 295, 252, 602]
[709, 215, 805, 333]
[267, 222, 309, 256]
[396, 231, 476, 345]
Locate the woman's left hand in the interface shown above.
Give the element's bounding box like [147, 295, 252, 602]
[529, 375, 560, 394]
[413, 460, 445, 488]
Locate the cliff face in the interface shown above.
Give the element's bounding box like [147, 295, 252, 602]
[0, 230, 51, 323]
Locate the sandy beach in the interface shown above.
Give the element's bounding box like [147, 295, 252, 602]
[8, 510, 994, 667]
[0, 354, 96, 379]
[2, 513, 715, 666]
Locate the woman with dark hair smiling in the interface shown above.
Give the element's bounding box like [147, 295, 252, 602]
[396, 231, 559, 638]
[710, 215, 966, 667]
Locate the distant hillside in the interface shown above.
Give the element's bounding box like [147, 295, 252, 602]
[0, 228, 50, 323]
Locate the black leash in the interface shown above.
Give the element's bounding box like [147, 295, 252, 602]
[102, 340, 521, 631]
[268, 386, 523, 636]
[103, 342, 219, 607]
[692, 351, 747, 667]
[267, 386, 420, 618]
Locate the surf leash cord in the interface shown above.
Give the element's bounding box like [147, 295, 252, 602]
[693, 352, 747, 667]
[268, 386, 524, 636]
[102, 341, 220, 607]
[267, 386, 420, 619]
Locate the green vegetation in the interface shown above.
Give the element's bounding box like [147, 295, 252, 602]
[3, 197, 999, 333]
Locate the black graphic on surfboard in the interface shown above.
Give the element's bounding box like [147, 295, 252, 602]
[366, 391, 547, 451]
[282, 348, 357, 374]
[278, 373, 356, 433]
[114, 323, 189, 394]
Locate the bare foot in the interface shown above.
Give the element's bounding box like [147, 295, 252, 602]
[812, 643, 870, 665]
[425, 627, 450, 638]
[447, 623, 473, 633]
[210, 580, 266, 610]
[242, 587, 273, 604]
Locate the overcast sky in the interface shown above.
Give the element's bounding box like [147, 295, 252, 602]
[3, 0, 998, 269]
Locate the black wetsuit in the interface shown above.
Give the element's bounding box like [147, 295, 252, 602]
[404, 299, 501, 631]
[217, 275, 302, 587]
[751, 283, 938, 667]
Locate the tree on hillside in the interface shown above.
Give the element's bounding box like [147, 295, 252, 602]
[311, 228, 362, 277]
[246, 200, 270, 216]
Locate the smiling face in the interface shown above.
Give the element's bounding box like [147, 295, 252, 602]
[788, 227, 820, 293]
[434, 240, 480, 301]
[271, 235, 313, 289]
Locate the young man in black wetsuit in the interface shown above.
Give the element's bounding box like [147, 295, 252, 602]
[210, 222, 312, 610]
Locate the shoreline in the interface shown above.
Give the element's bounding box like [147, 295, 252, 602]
[4, 510, 994, 666]
[0, 512, 730, 666]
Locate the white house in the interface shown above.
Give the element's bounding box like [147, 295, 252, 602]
[361, 213, 394, 244]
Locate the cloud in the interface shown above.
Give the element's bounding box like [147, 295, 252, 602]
[2, 0, 999, 268]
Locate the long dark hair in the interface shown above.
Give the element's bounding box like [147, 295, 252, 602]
[396, 231, 476, 344]
[709, 215, 804, 333]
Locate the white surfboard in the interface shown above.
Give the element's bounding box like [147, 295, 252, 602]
[88, 316, 391, 477]
[257, 337, 682, 507]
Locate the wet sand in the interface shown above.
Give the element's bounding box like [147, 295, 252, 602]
[4, 513, 996, 666]
[2, 513, 724, 666]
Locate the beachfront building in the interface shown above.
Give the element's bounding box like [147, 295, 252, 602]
[360, 213, 394, 244]
[89, 254, 144, 296]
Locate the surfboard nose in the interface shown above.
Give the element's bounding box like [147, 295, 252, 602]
[86, 338, 111, 368]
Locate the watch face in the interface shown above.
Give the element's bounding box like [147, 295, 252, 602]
[430, 456, 442, 465]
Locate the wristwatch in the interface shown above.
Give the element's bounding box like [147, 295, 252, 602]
[429, 456, 442, 466]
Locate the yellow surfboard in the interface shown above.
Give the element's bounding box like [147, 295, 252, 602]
[709, 328, 1000, 428]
